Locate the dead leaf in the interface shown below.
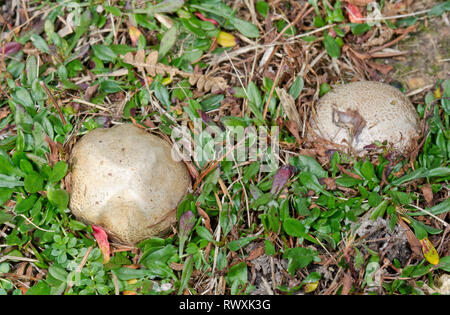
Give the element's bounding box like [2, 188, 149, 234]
[421, 184, 433, 207]
[366, 61, 393, 75]
[0, 107, 11, 120]
[342, 270, 353, 295]
[319, 177, 337, 190]
[285, 120, 303, 145]
[342, 0, 374, 5]
[170, 262, 184, 271]
[246, 244, 265, 261]
[44, 134, 59, 166]
[123, 50, 228, 93]
[84, 84, 99, 101]
[276, 87, 302, 131]
[332, 108, 366, 144]
[196, 204, 212, 232]
[398, 218, 422, 258]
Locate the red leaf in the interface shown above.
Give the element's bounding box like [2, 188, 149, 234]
[195, 12, 218, 26]
[1, 42, 22, 56]
[92, 225, 110, 264]
[345, 3, 364, 23]
[271, 166, 296, 194]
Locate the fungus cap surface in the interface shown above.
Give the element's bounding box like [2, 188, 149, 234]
[69, 124, 191, 245]
[309, 81, 421, 155]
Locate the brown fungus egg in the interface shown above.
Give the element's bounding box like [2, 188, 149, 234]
[309, 81, 421, 156]
[69, 124, 191, 245]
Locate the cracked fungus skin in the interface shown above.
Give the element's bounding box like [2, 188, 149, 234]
[310, 81, 421, 156]
[69, 124, 191, 245]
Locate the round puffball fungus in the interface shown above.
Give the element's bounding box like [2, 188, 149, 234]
[309, 81, 421, 156]
[69, 124, 191, 245]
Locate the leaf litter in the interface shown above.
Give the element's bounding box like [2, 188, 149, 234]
[0, 0, 448, 296]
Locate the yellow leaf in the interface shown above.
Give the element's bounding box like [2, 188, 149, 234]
[162, 76, 172, 85]
[217, 31, 237, 47]
[304, 281, 319, 293]
[127, 279, 138, 285]
[129, 26, 142, 46]
[419, 237, 439, 265]
[434, 86, 441, 99]
[122, 290, 137, 295]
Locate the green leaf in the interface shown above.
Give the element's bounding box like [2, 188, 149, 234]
[104, 5, 122, 17]
[229, 17, 259, 38]
[422, 167, 450, 178]
[152, 0, 184, 14]
[283, 218, 306, 238]
[410, 220, 428, 240]
[158, 26, 177, 59]
[48, 161, 68, 184]
[247, 81, 262, 109]
[389, 190, 412, 205]
[48, 265, 69, 282]
[228, 236, 258, 252]
[26, 55, 38, 86]
[92, 45, 117, 62]
[289, 75, 304, 100]
[264, 239, 276, 256]
[154, 81, 171, 108]
[351, 23, 370, 35]
[47, 188, 69, 210]
[226, 261, 247, 284]
[196, 226, 214, 243]
[428, 1, 450, 16]
[177, 255, 194, 295]
[0, 209, 14, 224]
[335, 176, 363, 187]
[298, 172, 332, 196]
[370, 199, 389, 220]
[99, 80, 122, 94]
[284, 247, 318, 275]
[323, 32, 340, 58]
[15, 195, 37, 213]
[250, 192, 272, 208]
[0, 174, 23, 188]
[112, 267, 156, 280]
[437, 256, 450, 272]
[256, 1, 269, 17]
[30, 34, 50, 54]
[291, 155, 327, 178]
[361, 160, 376, 181]
[389, 168, 425, 186]
[408, 198, 450, 216]
[25, 280, 51, 295]
[243, 162, 260, 182]
[13, 87, 34, 109]
[24, 172, 44, 194]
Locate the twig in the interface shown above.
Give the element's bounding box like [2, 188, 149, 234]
[71, 98, 112, 112]
[360, 9, 431, 22]
[405, 84, 434, 97]
[0, 256, 38, 264]
[263, 59, 284, 120]
[408, 204, 448, 227]
[64, 246, 93, 294]
[287, 24, 336, 42]
[17, 214, 55, 233]
[40, 81, 66, 125]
